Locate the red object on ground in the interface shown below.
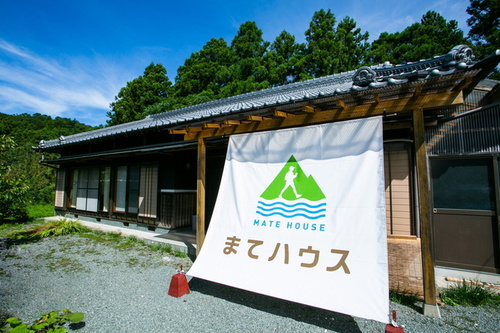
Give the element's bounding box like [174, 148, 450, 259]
[385, 310, 405, 333]
[168, 265, 190, 297]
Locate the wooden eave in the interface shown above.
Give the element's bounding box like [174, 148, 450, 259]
[172, 71, 476, 141]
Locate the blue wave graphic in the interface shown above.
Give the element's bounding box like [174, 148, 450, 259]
[255, 200, 326, 220]
[256, 211, 326, 219]
[257, 201, 326, 209]
[256, 205, 325, 215]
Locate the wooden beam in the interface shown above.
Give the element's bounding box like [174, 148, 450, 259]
[373, 93, 380, 104]
[454, 76, 473, 92]
[186, 126, 203, 132]
[169, 129, 187, 135]
[413, 108, 441, 318]
[335, 99, 346, 109]
[203, 123, 221, 129]
[273, 110, 289, 118]
[196, 138, 206, 256]
[414, 84, 423, 97]
[224, 119, 242, 125]
[301, 105, 317, 113]
[184, 91, 463, 141]
[247, 115, 264, 122]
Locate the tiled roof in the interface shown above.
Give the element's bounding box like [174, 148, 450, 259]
[38, 45, 496, 150]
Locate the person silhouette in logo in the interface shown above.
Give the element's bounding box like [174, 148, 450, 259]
[279, 166, 302, 199]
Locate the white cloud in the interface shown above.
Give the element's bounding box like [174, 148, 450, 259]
[0, 39, 136, 125]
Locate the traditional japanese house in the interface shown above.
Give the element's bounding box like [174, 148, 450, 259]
[34, 45, 500, 316]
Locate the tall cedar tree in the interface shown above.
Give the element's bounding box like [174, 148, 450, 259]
[302, 10, 369, 78]
[221, 21, 270, 97]
[174, 37, 233, 101]
[335, 17, 370, 72]
[370, 11, 467, 64]
[467, 0, 500, 58]
[265, 30, 304, 86]
[107, 63, 172, 126]
[303, 9, 338, 78]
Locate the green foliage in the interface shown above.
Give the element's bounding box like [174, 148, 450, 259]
[467, 0, 500, 58]
[0, 113, 94, 209]
[370, 11, 467, 64]
[1, 309, 84, 333]
[6, 219, 90, 242]
[109, 7, 490, 125]
[149, 242, 187, 257]
[174, 38, 233, 100]
[26, 205, 54, 220]
[301, 10, 370, 78]
[441, 281, 500, 307]
[303, 9, 339, 78]
[221, 21, 271, 96]
[389, 288, 421, 307]
[81, 230, 123, 243]
[265, 30, 304, 86]
[80, 230, 187, 257]
[119, 235, 147, 248]
[0, 114, 93, 149]
[0, 135, 29, 222]
[107, 63, 172, 125]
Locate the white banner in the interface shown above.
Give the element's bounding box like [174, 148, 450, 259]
[188, 117, 389, 323]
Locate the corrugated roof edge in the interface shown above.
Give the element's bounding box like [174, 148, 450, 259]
[36, 45, 490, 150]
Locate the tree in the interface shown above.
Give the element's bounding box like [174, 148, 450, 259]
[0, 113, 95, 207]
[0, 135, 29, 221]
[220, 21, 270, 97]
[303, 9, 338, 78]
[265, 30, 305, 86]
[174, 38, 233, 100]
[334, 16, 370, 72]
[107, 63, 172, 125]
[302, 10, 369, 78]
[370, 11, 467, 64]
[467, 0, 500, 60]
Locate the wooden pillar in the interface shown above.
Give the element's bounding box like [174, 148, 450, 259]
[413, 109, 441, 318]
[196, 138, 206, 256]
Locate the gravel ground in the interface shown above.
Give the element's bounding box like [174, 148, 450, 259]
[1, 235, 499, 333]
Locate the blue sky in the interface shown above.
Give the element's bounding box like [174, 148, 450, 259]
[0, 0, 472, 126]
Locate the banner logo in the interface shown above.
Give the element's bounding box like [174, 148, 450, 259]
[256, 155, 327, 222]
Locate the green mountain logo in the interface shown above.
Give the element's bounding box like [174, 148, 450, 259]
[260, 155, 326, 201]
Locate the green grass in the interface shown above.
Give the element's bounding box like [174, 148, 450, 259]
[0, 221, 43, 238]
[5, 219, 90, 242]
[149, 242, 187, 258]
[441, 281, 500, 307]
[2, 220, 188, 258]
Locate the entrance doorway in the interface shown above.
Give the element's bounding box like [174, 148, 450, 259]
[431, 157, 500, 274]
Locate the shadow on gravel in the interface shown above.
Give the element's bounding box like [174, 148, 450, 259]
[189, 278, 362, 333]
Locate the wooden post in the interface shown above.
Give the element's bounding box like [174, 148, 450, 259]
[196, 138, 206, 256]
[413, 109, 441, 318]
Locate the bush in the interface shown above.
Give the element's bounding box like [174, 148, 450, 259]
[27, 205, 54, 220]
[441, 281, 500, 307]
[0, 176, 29, 222]
[1, 309, 84, 332]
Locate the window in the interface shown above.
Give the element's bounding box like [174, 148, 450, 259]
[114, 165, 140, 214]
[431, 158, 495, 211]
[99, 167, 111, 212]
[75, 168, 100, 212]
[67, 164, 149, 216]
